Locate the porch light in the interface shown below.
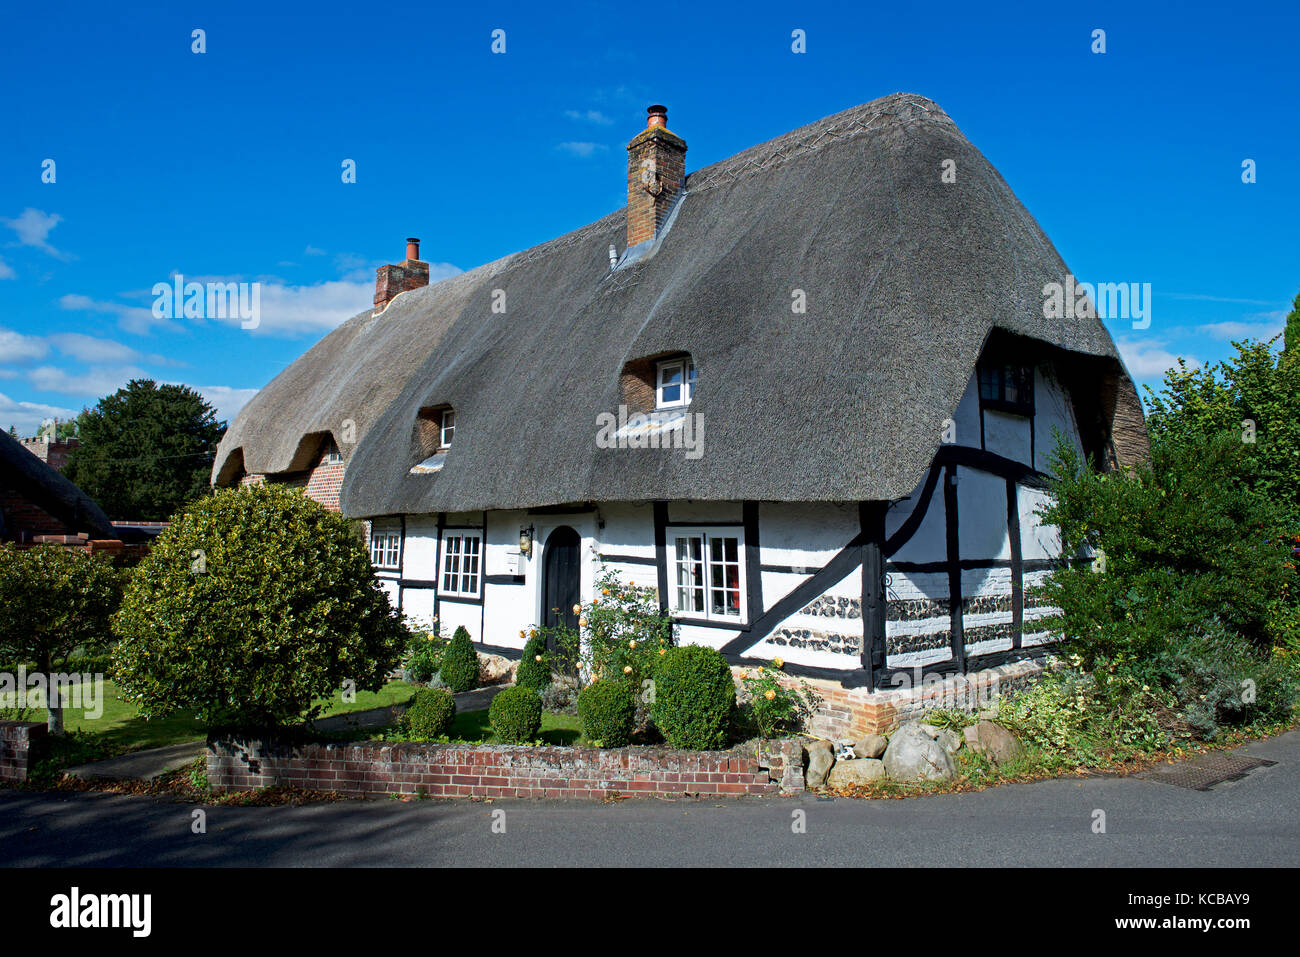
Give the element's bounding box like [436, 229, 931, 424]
[519, 525, 535, 556]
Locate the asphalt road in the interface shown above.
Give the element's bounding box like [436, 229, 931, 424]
[2, 731, 1296, 868]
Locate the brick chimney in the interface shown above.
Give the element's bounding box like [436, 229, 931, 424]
[626, 105, 686, 248]
[373, 237, 430, 315]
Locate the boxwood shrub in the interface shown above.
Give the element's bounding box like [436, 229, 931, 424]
[489, 686, 542, 744]
[651, 645, 735, 750]
[515, 633, 551, 691]
[577, 679, 636, 747]
[404, 688, 456, 740]
[439, 626, 479, 693]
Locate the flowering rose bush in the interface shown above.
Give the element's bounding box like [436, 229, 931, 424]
[737, 659, 822, 737]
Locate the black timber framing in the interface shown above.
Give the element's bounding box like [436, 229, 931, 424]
[859, 502, 887, 689]
[943, 463, 967, 672]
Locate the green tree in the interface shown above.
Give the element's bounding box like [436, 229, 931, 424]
[0, 544, 123, 733]
[1144, 339, 1300, 528]
[1285, 289, 1300, 356]
[63, 380, 225, 521]
[111, 483, 406, 729]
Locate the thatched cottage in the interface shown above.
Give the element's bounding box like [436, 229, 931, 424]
[213, 93, 1148, 696]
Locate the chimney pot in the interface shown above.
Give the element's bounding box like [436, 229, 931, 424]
[646, 105, 668, 128]
[374, 236, 431, 315]
[406, 237, 421, 262]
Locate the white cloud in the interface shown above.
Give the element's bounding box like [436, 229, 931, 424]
[556, 141, 608, 158]
[0, 258, 14, 280]
[1195, 317, 1285, 342]
[27, 364, 149, 397]
[58, 293, 178, 335]
[1116, 338, 1198, 380]
[186, 384, 259, 425]
[47, 332, 141, 364]
[304, 245, 327, 257]
[0, 326, 50, 362]
[564, 109, 613, 125]
[0, 391, 78, 436]
[2, 208, 68, 259]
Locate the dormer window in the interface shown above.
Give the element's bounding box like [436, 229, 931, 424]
[978, 361, 1034, 416]
[440, 409, 455, 449]
[324, 440, 343, 465]
[656, 357, 696, 409]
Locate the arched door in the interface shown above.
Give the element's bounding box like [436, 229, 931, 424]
[542, 527, 581, 653]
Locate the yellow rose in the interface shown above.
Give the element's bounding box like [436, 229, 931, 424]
[658, 648, 666, 656]
[578, 616, 588, 628]
[764, 689, 776, 700]
[628, 640, 636, 649]
[572, 604, 581, 615]
[623, 665, 633, 674]
[535, 654, 543, 662]
[602, 588, 610, 595]
[772, 657, 784, 669]
[519, 629, 526, 638]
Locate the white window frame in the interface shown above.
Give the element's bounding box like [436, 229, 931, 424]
[440, 409, 455, 449]
[325, 441, 343, 465]
[370, 521, 401, 571]
[439, 531, 482, 597]
[670, 525, 746, 624]
[655, 357, 696, 409]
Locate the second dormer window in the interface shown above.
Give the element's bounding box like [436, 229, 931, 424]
[440, 409, 455, 448]
[656, 357, 696, 409]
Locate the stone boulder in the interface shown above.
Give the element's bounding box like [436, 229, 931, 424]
[853, 733, 888, 759]
[827, 758, 886, 788]
[479, 654, 518, 686]
[804, 739, 835, 788]
[963, 720, 1024, 765]
[932, 728, 963, 755]
[883, 722, 956, 781]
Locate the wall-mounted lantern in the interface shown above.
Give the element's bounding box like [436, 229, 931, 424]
[519, 525, 535, 557]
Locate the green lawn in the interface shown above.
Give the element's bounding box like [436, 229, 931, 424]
[8, 678, 417, 756]
[446, 708, 583, 745]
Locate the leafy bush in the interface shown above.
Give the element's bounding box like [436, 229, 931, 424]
[515, 632, 551, 691]
[736, 660, 821, 737]
[0, 543, 125, 732]
[439, 626, 479, 693]
[489, 686, 542, 744]
[555, 569, 676, 690]
[111, 483, 406, 729]
[577, 679, 636, 747]
[403, 627, 445, 684]
[651, 645, 735, 749]
[404, 688, 456, 740]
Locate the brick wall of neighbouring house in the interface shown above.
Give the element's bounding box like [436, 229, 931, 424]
[237, 448, 344, 512]
[0, 485, 70, 540]
[733, 657, 1048, 740]
[0, 721, 47, 783]
[207, 737, 805, 799]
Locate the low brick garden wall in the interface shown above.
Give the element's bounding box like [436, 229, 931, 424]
[0, 721, 46, 783]
[207, 736, 805, 800]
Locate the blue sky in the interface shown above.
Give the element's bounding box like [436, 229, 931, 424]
[1, 0, 1296, 434]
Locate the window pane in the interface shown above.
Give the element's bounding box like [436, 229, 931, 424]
[685, 361, 697, 400]
[674, 536, 703, 613]
[708, 536, 741, 617]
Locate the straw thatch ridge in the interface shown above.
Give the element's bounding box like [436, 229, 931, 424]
[213, 92, 1146, 517]
[0, 430, 114, 539]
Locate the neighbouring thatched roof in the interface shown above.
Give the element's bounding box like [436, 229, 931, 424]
[213, 92, 1147, 517]
[0, 430, 114, 539]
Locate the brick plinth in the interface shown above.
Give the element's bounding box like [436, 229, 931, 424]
[206, 737, 805, 800]
[0, 721, 47, 783]
[733, 657, 1048, 740]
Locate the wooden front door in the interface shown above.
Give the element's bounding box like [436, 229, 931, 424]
[542, 526, 581, 649]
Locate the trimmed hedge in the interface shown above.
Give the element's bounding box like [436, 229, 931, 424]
[651, 645, 735, 750]
[515, 634, 551, 691]
[489, 686, 542, 744]
[577, 679, 636, 747]
[439, 626, 479, 693]
[405, 688, 456, 740]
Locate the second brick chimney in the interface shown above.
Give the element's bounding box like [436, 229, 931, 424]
[373, 237, 430, 315]
[626, 105, 687, 248]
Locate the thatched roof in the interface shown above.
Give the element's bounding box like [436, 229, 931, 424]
[0, 430, 114, 539]
[213, 92, 1146, 517]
